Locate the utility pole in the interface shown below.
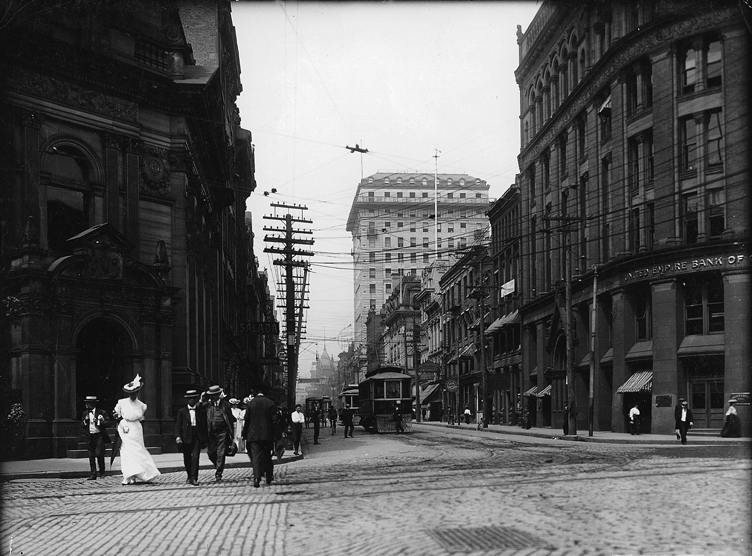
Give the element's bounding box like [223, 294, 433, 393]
[564, 228, 576, 436]
[544, 215, 582, 436]
[413, 318, 422, 422]
[263, 203, 314, 411]
[588, 265, 598, 437]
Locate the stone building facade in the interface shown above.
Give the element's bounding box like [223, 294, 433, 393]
[0, 1, 275, 458]
[515, 1, 750, 435]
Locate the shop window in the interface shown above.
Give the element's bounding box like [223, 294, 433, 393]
[684, 275, 724, 335]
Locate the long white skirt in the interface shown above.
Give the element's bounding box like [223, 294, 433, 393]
[118, 419, 160, 483]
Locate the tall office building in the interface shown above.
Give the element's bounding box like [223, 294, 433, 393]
[347, 172, 490, 350]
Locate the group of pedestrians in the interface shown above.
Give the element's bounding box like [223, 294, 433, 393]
[82, 375, 286, 488]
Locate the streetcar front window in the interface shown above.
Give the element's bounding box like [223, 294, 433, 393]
[385, 381, 401, 399]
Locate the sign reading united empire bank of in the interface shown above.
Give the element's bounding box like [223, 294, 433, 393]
[623, 253, 747, 283]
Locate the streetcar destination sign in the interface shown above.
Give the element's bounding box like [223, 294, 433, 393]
[239, 322, 280, 335]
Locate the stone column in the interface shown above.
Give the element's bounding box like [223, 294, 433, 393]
[651, 278, 681, 433]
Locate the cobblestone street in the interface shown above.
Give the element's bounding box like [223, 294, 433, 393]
[1, 425, 749, 556]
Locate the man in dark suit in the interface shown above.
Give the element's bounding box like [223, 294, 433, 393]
[175, 389, 207, 486]
[81, 395, 111, 480]
[341, 404, 354, 438]
[242, 387, 277, 488]
[201, 385, 236, 483]
[674, 398, 694, 445]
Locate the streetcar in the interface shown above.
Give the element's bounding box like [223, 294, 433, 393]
[304, 396, 332, 426]
[357, 365, 413, 433]
[338, 384, 360, 426]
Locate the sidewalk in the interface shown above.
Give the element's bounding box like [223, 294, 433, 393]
[1, 423, 748, 482]
[0, 450, 302, 482]
[414, 419, 751, 446]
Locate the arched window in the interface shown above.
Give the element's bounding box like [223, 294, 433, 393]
[43, 145, 94, 252]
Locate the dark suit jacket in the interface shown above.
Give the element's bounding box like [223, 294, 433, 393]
[202, 399, 236, 439]
[674, 405, 694, 428]
[81, 408, 111, 444]
[243, 394, 277, 442]
[175, 405, 208, 446]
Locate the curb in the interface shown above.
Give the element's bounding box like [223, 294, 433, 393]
[0, 453, 304, 482]
[412, 421, 751, 446]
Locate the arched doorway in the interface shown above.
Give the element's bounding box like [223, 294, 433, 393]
[75, 318, 133, 415]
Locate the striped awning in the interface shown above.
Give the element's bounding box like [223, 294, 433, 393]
[616, 371, 653, 394]
[536, 385, 552, 397]
[522, 385, 538, 397]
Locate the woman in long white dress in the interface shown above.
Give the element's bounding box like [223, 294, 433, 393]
[114, 375, 161, 485]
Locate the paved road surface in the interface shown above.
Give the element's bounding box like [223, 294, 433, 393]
[1, 424, 749, 556]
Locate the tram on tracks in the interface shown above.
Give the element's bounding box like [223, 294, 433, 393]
[304, 396, 332, 424]
[357, 365, 412, 433]
[338, 384, 360, 426]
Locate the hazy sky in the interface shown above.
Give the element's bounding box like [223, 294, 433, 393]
[233, 1, 541, 375]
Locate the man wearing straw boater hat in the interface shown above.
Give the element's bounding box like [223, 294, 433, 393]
[175, 389, 207, 486]
[81, 395, 111, 480]
[200, 385, 236, 484]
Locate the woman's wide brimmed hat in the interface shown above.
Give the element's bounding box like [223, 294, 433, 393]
[228, 398, 240, 405]
[123, 374, 143, 393]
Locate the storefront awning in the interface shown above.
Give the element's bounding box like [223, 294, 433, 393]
[522, 385, 538, 397]
[616, 371, 653, 394]
[420, 383, 442, 405]
[600, 347, 613, 365]
[577, 353, 592, 368]
[536, 385, 552, 397]
[626, 340, 653, 361]
[458, 344, 475, 359]
[677, 335, 725, 357]
[485, 316, 505, 335]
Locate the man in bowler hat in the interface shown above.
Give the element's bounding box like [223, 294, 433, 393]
[242, 387, 277, 488]
[175, 389, 207, 485]
[201, 385, 236, 483]
[81, 395, 111, 480]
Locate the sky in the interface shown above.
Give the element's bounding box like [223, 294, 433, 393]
[233, 1, 541, 376]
